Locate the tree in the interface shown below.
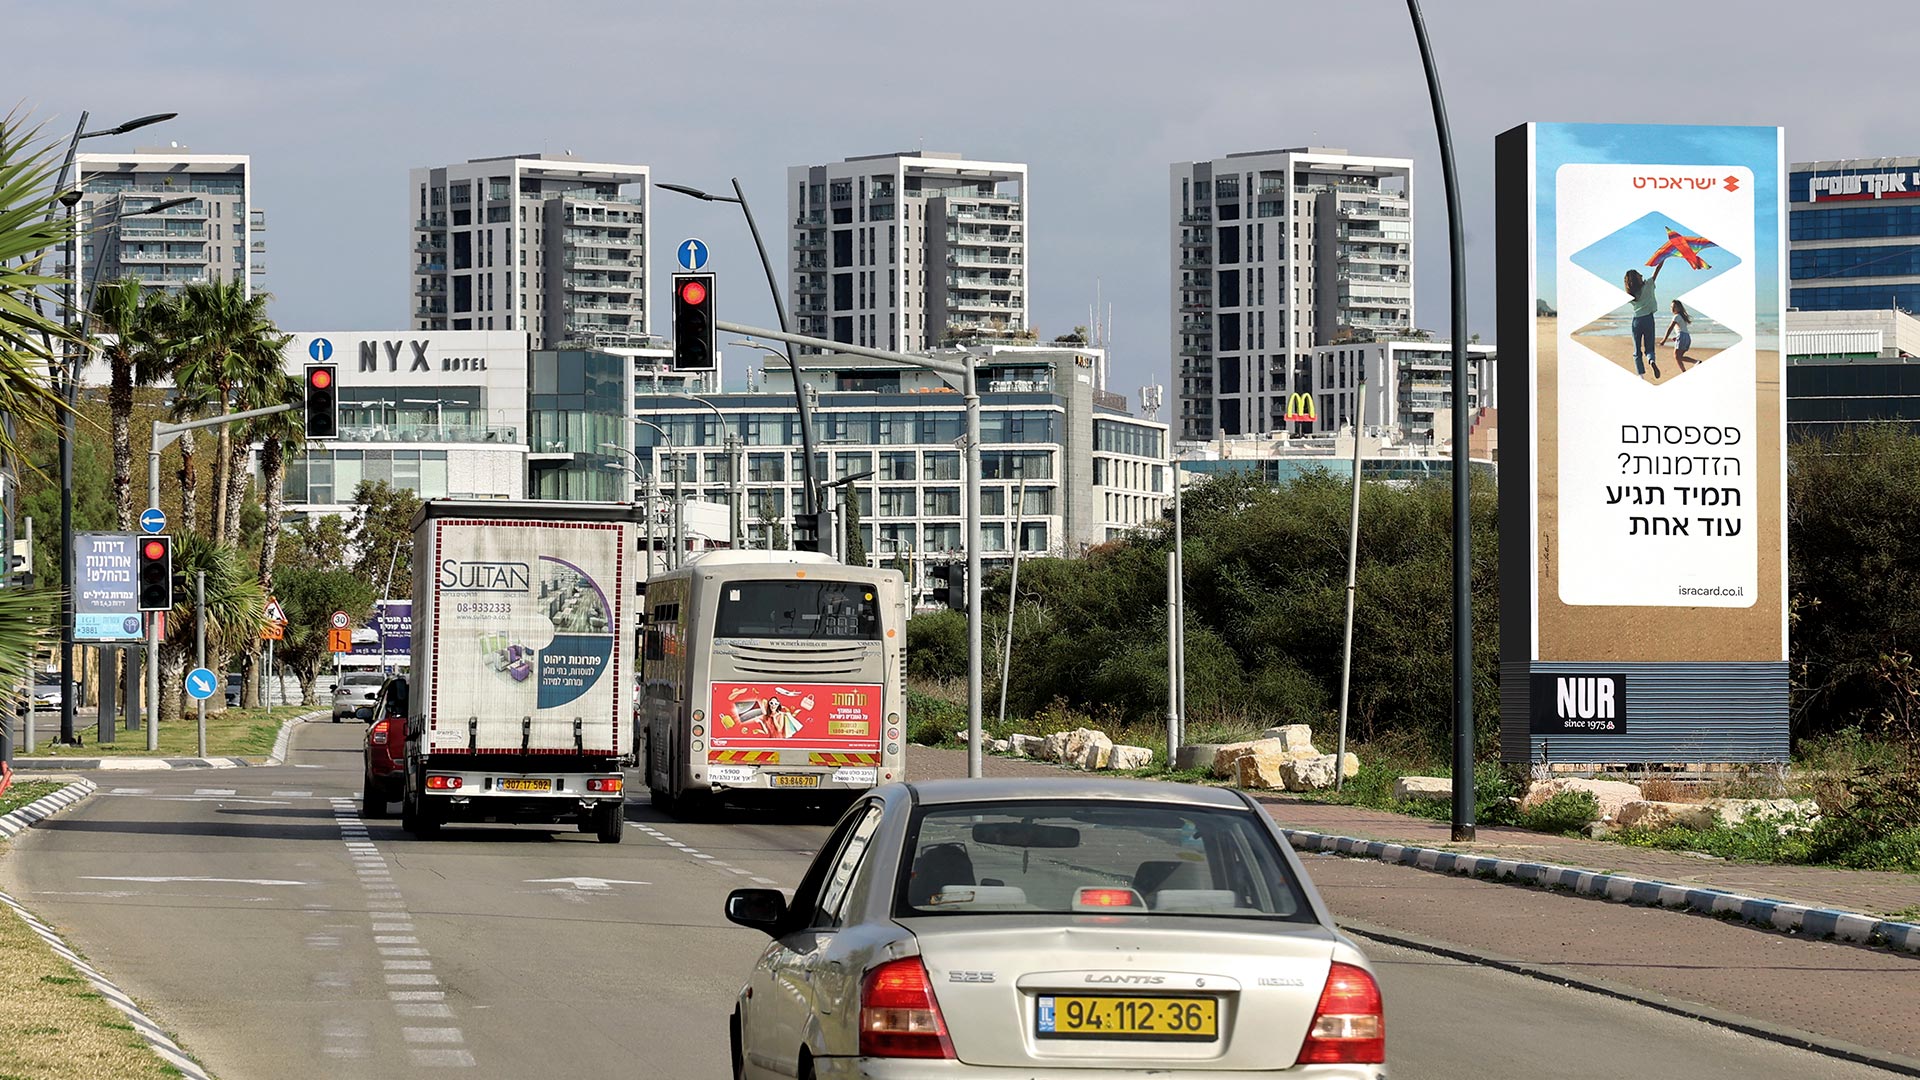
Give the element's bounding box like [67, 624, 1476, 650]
[279, 514, 351, 569]
[158, 534, 265, 721]
[272, 566, 374, 705]
[170, 279, 290, 545]
[841, 485, 867, 567]
[251, 372, 305, 588]
[88, 278, 174, 530]
[348, 481, 421, 598]
[0, 110, 77, 713]
[753, 492, 787, 550]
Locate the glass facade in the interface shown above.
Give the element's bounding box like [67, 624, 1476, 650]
[1787, 362, 1920, 440]
[1788, 166, 1920, 313]
[284, 450, 451, 504]
[529, 349, 629, 501]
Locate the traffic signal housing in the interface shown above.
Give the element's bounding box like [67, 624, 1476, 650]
[672, 273, 716, 371]
[304, 363, 338, 439]
[929, 562, 967, 613]
[792, 511, 822, 552]
[137, 535, 174, 611]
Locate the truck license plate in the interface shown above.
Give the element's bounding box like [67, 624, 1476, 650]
[499, 778, 551, 792]
[770, 774, 820, 789]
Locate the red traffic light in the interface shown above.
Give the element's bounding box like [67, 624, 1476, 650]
[309, 367, 333, 390]
[679, 280, 707, 306]
[143, 539, 166, 560]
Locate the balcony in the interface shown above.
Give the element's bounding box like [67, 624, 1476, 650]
[415, 216, 447, 229]
[795, 301, 828, 315]
[415, 261, 446, 275]
[947, 228, 1022, 246]
[1179, 343, 1212, 357]
[797, 280, 827, 295]
[794, 235, 826, 252]
[563, 252, 640, 269]
[947, 252, 1022, 267]
[1180, 300, 1210, 312]
[1178, 258, 1212, 270]
[1179, 234, 1213, 249]
[414, 238, 447, 253]
[948, 274, 1022, 290]
[1179, 319, 1213, 334]
[117, 248, 208, 263]
[414, 304, 448, 318]
[566, 276, 641, 293]
[794, 256, 827, 271]
[1180, 211, 1213, 225]
[948, 295, 1023, 312]
[336, 422, 521, 445]
[948, 205, 1023, 223]
[564, 298, 646, 314]
[1338, 201, 1410, 220]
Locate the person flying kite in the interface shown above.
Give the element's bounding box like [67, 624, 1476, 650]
[1645, 227, 1717, 271]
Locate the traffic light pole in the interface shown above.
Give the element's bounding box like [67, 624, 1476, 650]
[713, 320, 985, 777]
[145, 403, 294, 747]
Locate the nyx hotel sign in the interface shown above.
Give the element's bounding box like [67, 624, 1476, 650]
[1529, 674, 1627, 734]
[358, 339, 489, 373]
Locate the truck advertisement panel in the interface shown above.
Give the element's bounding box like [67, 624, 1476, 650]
[709, 681, 883, 762]
[427, 519, 626, 753]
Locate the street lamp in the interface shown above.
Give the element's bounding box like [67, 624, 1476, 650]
[655, 179, 820, 516]
[401, 397, 445, 438]
[58, 191, 192, 748]
[606, 421, 683, 570]
[667, 393, 742, 550]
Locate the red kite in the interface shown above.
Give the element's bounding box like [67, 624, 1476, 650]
[1646, 228, 1716, 271]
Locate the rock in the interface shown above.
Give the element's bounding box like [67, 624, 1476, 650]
[1712, 797, 1820, 832]
[1334, 752, 1360, 780]
[1234, 750, 1287, 790]
[1009, 733, 1045, 758]
[954, 729, 971, 743]
[989, 738, 1012, 754]
[1062, 728, 1113, 771]
[1583, 820, 1615, 840]
[1174, 744, 1221, 773]
[1616, 800, 1719, 831]
[1521, 778, 1644, 822]
[1210, 741, 1263, 779]
[1256, 725, 1319, 753]
[1211, 738, 1318, 780]
[1109, 745, 1154, 771]
[1393, 776, 1453, 802]
[1280, 755, 1339, 792]
[1038, 732, 1071, 763]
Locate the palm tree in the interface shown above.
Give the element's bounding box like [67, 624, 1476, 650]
[252, 373, 304, 589]
[0, 110, 79, 714]
[172, 279, 284, 544]
[220, 330, 292, 548]
[89, 277, 173, 530]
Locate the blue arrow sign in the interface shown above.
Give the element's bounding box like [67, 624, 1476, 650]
[677, 238, 708, 272]
[309, 337, 333, 362]
[185, 667, 218, 701]
[139, 507, 167, 534]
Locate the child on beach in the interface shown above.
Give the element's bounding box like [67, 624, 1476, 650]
[1625, 260, 1666, 379]
[1660, 299, 1697, 372]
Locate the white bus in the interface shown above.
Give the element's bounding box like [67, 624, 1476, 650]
[638, 551, 908, 815]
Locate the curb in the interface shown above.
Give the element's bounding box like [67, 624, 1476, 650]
[0, 777, 97, 843]
[7, 709, 328, 772]
[1338, 917, 1920, 1079]
[264, 710, 325, 766]
[1282, 828, 1920, 955]
[0, 887, 215, 1080]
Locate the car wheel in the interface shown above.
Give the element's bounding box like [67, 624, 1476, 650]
[729, 1011, 745, 1080]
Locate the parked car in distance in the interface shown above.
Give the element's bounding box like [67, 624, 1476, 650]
[332, 672, 386, 721]
[30, 676, 65, 710]
[361, 675, 409, 818]
[725, 777, 1386, 1079]
[226, 672, 245, 708]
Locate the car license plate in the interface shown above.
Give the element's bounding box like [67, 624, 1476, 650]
[769, 774, 820, 788]
[1035, 995, 1217, 1041]
[499, 778, 551, 792]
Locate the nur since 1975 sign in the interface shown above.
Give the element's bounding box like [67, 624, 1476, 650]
[1495, 122, 1788, 768]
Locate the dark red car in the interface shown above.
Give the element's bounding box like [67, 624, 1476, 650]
[362, 675, 409, 818]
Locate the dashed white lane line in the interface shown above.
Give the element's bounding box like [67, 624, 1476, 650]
[193, 788, 236, 796]
[633, 820, 790, 886]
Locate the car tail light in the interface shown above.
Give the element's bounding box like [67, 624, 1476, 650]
[587, 778, 623, 793]
[859, 958, 954, 1059]
[425, 775, 463, 791]
[1295, 962, 1384, 1065]
[370, 720, 390, 745]
[1074, 887, 1146, 910]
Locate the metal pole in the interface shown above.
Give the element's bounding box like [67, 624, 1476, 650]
[1172, 460, 1186, 748]
[265, 636, 273, 716]
[147, 425, 161, 750]
[1335, 378, 1366, 792]
[1167, 550, 1179, 757]
[996, 476, 1027, 734]
[644, 467, 655, 577]
[964, 358, 983, 778]
[731, 433, 744, 549]
[96, 646, 114, 745]
[731, 178, 818, 515]
[1407, 0, 1476, 841]
[674, 453, 686, 569]
[195, 569, 206, 759]
[57, 201, 78, 748]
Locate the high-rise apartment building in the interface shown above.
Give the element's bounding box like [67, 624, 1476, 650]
[410, 154, 649, 348]
[788, 152, 1027, 353]
[74, 149, 260, 296]
[1170, 147, 1413, 440]
[1788, 158, 1920, 312]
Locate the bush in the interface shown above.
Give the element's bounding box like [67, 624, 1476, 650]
[1517, 789, 1600, 835]
[905, 687, 966, 746]
[906, 611, 968, 681]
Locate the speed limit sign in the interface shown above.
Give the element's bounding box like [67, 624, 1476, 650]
[330, 610, 350, 630]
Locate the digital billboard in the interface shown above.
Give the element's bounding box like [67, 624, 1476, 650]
[1496, 122, 1788, 766]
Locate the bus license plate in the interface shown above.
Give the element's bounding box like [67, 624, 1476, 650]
[770, 774, 820, 789]
[499, 778, 551, 792]
[1036, 995, 1217, 1041]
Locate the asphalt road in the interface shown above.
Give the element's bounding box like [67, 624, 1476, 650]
[0, 722, 1905, 1079]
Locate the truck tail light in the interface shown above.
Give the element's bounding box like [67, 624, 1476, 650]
[425, 775, 463, 791]
[1295, 962, 1385, 1065]
[587, 778, 623, 793]
[859, 958, 954, 1059]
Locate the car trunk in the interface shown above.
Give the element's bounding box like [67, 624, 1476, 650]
[904, 917, 1335, 1069]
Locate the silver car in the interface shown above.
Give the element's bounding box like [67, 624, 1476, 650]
[725, 778, 1386, 1079]
[332, 673, 386, 721]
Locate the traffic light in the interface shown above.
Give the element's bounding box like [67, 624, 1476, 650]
[792, 512, 822, 552]
[137, 535, 174, 611]
[929, 562, 967, 612]
[304, 363, 338, 439]
[672, 273, 716, 371]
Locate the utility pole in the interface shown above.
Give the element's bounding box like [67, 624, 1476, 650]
[1335, 376, 1367, 792]
[195, 570, 206, 759]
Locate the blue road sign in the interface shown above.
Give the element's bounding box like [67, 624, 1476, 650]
[309, 337, 333, 362]
[185, 667, 218, 701]
[677, 238, 709, 272]
[139, 507, 167, 534]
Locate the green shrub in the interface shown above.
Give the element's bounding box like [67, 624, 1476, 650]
[906, 611, 968, 681]
[1517, 789, 1601, 835]
[905, 687, 967, 746]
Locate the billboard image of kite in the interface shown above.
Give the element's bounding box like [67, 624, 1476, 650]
[1646, 227, 1719, 271]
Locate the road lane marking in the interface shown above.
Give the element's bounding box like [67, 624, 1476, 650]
[412, 1049, 476, 1067]
[524, 876, 650, 891]
[397, 1003, 455, 1018]
[82, 876, 307, 886]
[192, 788, 236, 796]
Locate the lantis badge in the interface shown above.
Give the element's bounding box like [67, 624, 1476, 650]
[1529, 674, 1627, 735]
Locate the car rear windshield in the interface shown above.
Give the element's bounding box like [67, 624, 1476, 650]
[342, 675, 385, 686]
[893, 800, 1312, 921]
[712, 580, 881, 641]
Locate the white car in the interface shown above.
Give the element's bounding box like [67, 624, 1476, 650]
[332, 673, 386, 721]
[725, 777, 1387, 1079]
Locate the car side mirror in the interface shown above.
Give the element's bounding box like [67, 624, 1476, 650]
[725, 888, 789, 936]
[354, 706, 374, 721]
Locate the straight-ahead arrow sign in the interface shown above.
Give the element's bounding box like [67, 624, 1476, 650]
[525, 877, 650, 892]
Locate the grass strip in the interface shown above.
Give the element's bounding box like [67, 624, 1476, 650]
[0, 904, 182, 1080]
[0, 781, 66, 818]
[23, 707, 285, 759]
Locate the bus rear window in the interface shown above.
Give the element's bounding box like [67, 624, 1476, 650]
[713, 580, 881, 640]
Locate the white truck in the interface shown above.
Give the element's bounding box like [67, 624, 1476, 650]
[401, 500, 640, 843]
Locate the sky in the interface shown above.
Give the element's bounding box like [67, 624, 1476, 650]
[11, 0, 1910, 407]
